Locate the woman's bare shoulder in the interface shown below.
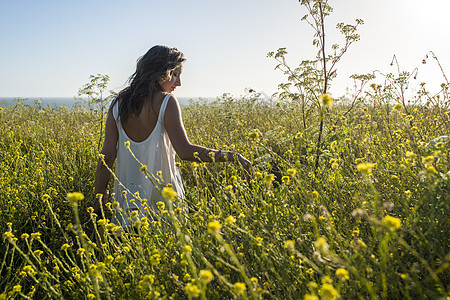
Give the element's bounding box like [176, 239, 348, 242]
[166, 94, 181, 109]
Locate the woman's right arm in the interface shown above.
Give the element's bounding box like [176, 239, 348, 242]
[93, 107, 118, 214]
[164, 95, 251, 172]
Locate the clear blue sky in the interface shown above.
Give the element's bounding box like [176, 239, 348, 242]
[0, 0, 449, 99]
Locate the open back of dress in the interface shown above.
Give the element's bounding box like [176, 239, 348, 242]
[111, 94, 184, 226]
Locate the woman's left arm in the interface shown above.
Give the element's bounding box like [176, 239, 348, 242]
[164, 95, 251, 173]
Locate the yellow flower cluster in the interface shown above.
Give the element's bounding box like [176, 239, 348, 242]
[185, 283, 200, 297]
[207, 221, 221, 234]
[264, 174, 275, 185]
[66, 192, 84, 203]
[225, 215, 236, 225]
[248, 131, 259, 139]
[356, 162, 375, 175]
[336, 268, 349, 280]
[313, 237, 329, 255]
[162, 186, 177, 200]
[199, 269, 214, 284]
[319, 93, 334, 109]
[233, 282, 246, 295]
[383, 215, 401, 230]
[283, 240, 295, 251]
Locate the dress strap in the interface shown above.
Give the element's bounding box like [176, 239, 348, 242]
[158, 94, 172, 123]
[112, 101, 119, 121]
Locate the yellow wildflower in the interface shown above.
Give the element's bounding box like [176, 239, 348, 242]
[307, 281, 318, 290]
[405, 151, 415, 158]
[31, 232, 41, 239]
[105, 255, 114, 264]
[336, 268, 349, 280]
[304, 294, 319, 300]
[356, 162, 375, 175]
[66, 192, 84, 203]
[233, 282, 246, 295]
[422, 156, 435, 167]
[162, 186, 177, 200]
[124, 141, 130, 148]
[199, 269, 214, 284]
[255, 171, 263, 179]
[319, 283, 338, 300]
[383, 215, 401, 230]
[313, 237, 329, 255]
[426, 166, 438, 174]
[225, 215, 236, 225]
[321, 276, 333, 285]
[143, 274, 155, 284]
[393, 103, 402, 110]
[264, 174, 275, 184]
[183, 273, 191, 282]
[61, 244, 70, 251]
[155, 201, 164, 210]
[97, 218, 108, 226]
[287, 168, 297, 176]
[185, 283, 200, 298]
[358, 239, 367, 249]
[319, 93, 334, 109]
[284, 240, 295, 251]
[150, 253, 160, 265]
[208, 221, 221, 234]
[64, 280, 74, 287]
[23, 265, 34, 273]
[2, 232, 13, 241]
[249, 131, 259, 139]
[12, 285, 22, 293]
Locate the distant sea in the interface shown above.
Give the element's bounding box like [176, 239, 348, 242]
[0, 97, 216, 108]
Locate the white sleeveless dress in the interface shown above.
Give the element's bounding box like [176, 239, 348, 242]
[111, 94, 185, 227]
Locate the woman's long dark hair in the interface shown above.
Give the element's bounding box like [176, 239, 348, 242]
[113, 45, 185, 122]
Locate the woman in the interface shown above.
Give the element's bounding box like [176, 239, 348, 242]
[93, 45, 250, 226]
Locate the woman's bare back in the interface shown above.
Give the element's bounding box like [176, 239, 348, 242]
[120, 92, 166, 143]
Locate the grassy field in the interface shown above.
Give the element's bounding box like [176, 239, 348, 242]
[0, 92, 449, 299]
